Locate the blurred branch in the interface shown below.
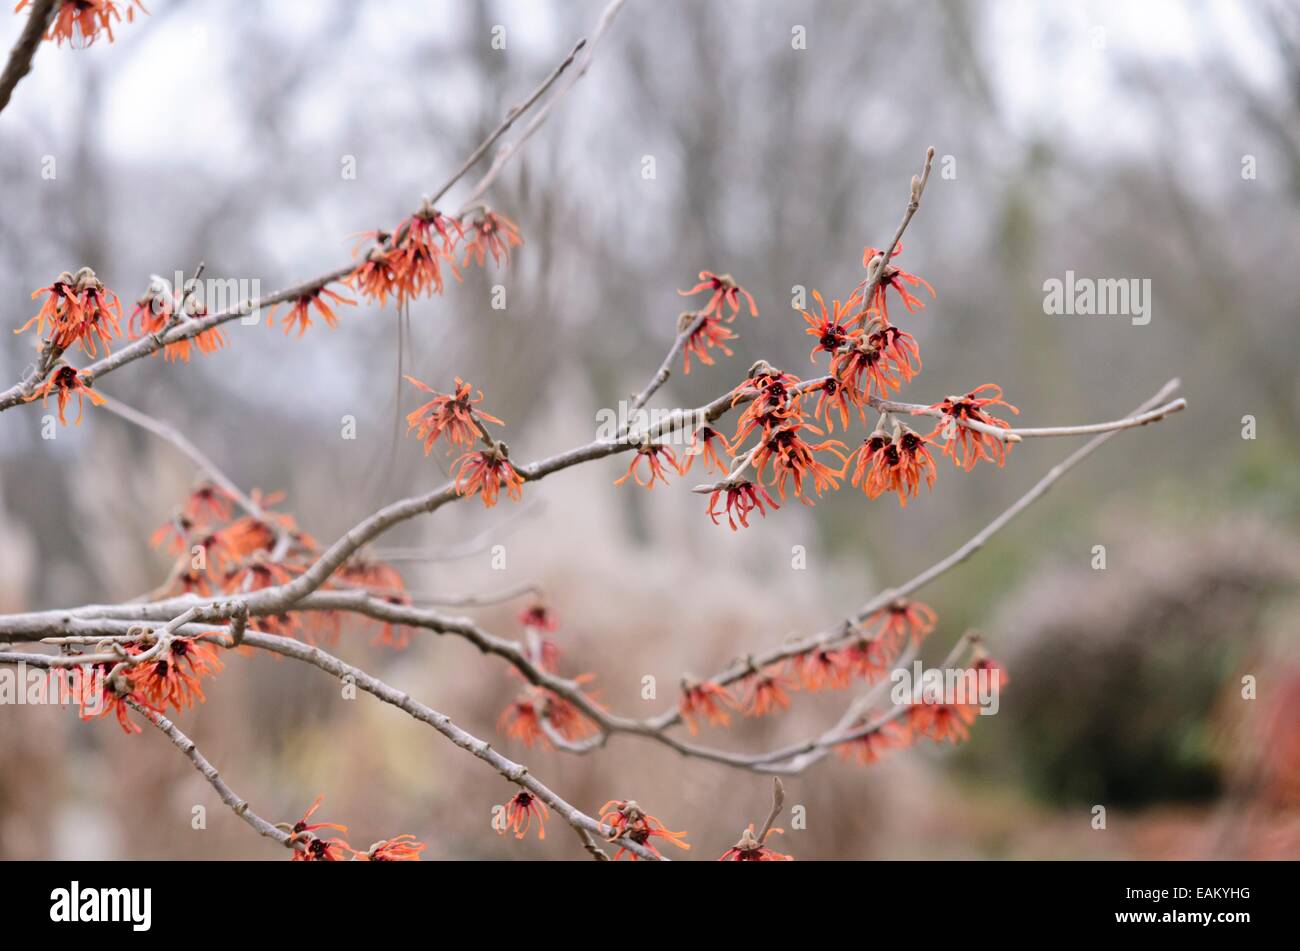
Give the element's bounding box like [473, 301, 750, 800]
[0, 0, 627, 413]
[99, 394, 268, 522]
[0, 0, 55, 117]
[457, 0, 628, 212]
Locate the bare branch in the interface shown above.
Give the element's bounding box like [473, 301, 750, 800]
[0, 0, 55, 116]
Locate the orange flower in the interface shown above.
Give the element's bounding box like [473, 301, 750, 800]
[679, 678, 736, 735]
[214, 516, 278, 562]
[798, 647, 854, 691]
[800, 289, 863, 362]
[598, 799, 690, 861]
[835, 721, 904, 765]
[681, 425, 732, 475]
[17, 269, 121, 356]
[678, 270, 757, 322]
[270, 285, 355, 337]
[812, 377, 858, 433]
[719, 824, 793, 861]
[545, 677, 602, 743]
[752, 421, 847, 502]
[149, 297, 226, 363]
[731, 366, 802, 444]
[358, 835, 426, 861]
[452, 448, 524, 507]
[16, 273, 80, 340]
[183, 482, 236, 523]
[20, 0, 146, 48]
[348, 231, 402, 306]
[150, 514, 194, 555]
[680, 311, 736, 374]
[389, 207, 463, 301]
[73, 662, 156, 734]
[843, 634, 891, 682]
[849, 423, 936, 507]
[857, 242, 934, 323]
[500, 790, 548, 840]
[130, 636, 224, 712]
[907, 701, 978, 744]
[969, 652, 1009, 688]
[928, 384, 1019, 470]
[831, 321, 921, 403]
[461, 208, 522, 269]
[706, 480, 779, 530]
[24, 365, 106, 425]
[288, 795, 348, 841]
[498, 690, 550, 749]
[404, 376, 501, 454]
[741, 666, 794, 717]
[128, 282, 171, 338]
[870, 598, 937, 650]
[614, 442, 683, 490]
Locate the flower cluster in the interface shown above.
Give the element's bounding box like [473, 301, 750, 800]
[404, 375, 525, 508]
[17, 268, 121, 358]
[676, 271, 757, 375]
[62, 629, 226, 735]
[719, 823, 793, 862]
[496, 606, 601, 751]
[127, 276, 227, 362]
[349, 199, 520, 308]
[286, 795, 426, 861]
[644, 241, 1021, 525]
[598, 799, 691, 861]
[146, 483, 358, 646]
[676, 599, 941, 745]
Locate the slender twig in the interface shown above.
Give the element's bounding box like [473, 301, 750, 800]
[457, 0, 627, 212]
[756, 778, 785, 843]
[99, 395, 268, 521]
[429, 39, 587, 207]
[236, 629, 664, 860]
[0, 5, 623, 414]
[130, 700, 300, 852]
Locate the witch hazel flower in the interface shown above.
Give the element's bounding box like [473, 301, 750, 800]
[269, 284, 355, 337]
[679, 677, 737, 734]
[461, 206, 523, 269]
[404, 375, 502, 454]
[800, 288, 864, 362]
[848, 417, 937, 507]
[679, 309, 737, 375]
[678, 270, 757, 322]
[705, 478, 780, 530]
[614, 439, 685, 490]
[500, 790, 548, 840]
[452, 443, 525, 508]
[597, 799, 690, 860]
[857, 241, 935, 324]
[24, 364, 105, 425]
[928, 384, 1019, 470]
[719, 823, 793, 861]
[17, 267, 122, 357]
[19, 0, 147, 49]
